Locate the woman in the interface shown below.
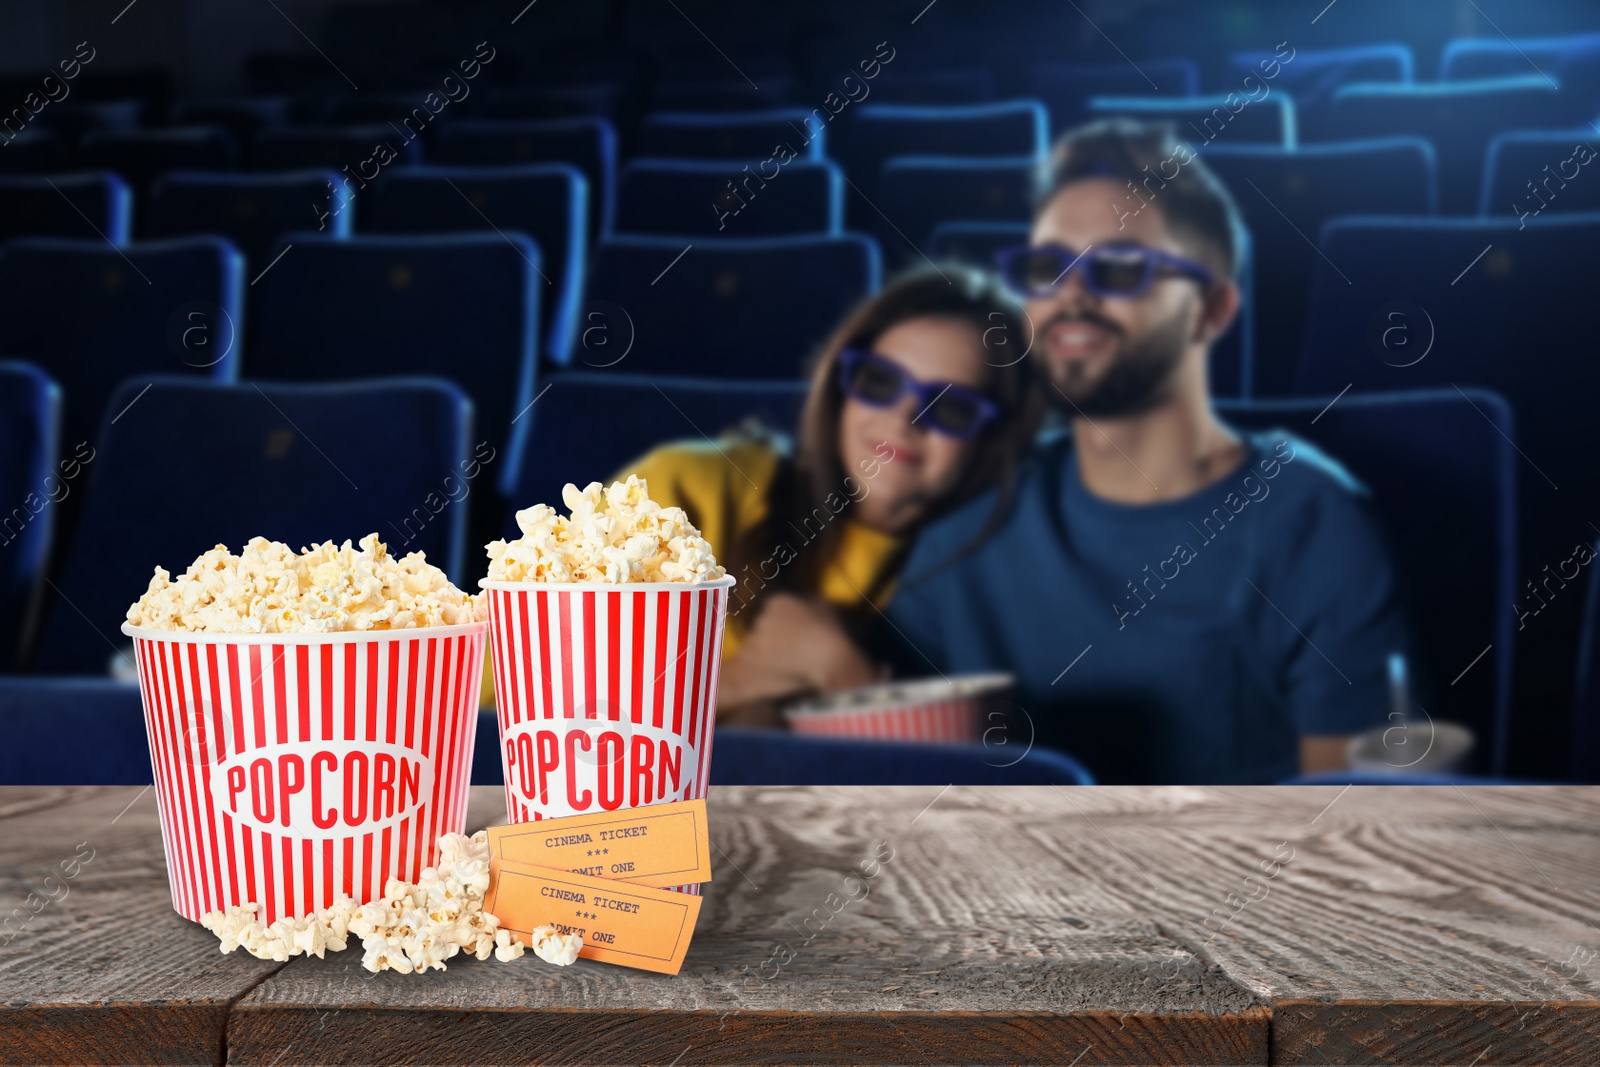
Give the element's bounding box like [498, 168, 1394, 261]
[621, 266, 1044, 723]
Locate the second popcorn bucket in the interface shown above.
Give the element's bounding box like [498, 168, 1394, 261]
[483, 478, 734, 895]
[483, 578, 735, 892]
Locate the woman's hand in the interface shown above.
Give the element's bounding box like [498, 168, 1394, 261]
[717, 593, 885, 721]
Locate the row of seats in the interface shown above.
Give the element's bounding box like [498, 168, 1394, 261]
[12, 359, 1600, 779]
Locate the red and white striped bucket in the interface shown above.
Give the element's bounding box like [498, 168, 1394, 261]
[783, 674, 1015, 743]
[483, 576, 734, 895]
[121, 620, 489, 925]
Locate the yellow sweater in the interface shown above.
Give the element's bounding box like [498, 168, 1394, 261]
[624, 437, 907, 659]
[479, 438, 906, 707]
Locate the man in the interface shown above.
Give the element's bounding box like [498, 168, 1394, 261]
[881, 120, 1410, 783]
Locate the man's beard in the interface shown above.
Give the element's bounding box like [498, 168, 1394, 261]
[1040, 310, 1190, 419]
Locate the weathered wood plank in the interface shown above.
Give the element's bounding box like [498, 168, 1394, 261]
[0, 787, 285, 1067]
[992, 786, 1600, 1065]
[227, 786, 1268, 1065]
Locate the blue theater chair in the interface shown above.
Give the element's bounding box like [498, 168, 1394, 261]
[0, 172, 132, 245]
[1204, 138, 1437, 396]
[583, 233, 880, 378]
[79, 126, 237, 209]
[875, 156, 1034, 265]
[170, 96, 293, 143]
[706, 729, 1095, 786]
[615, 158, 841, 237]
[362, 164, 587, 364]
[1442, 30, 1600, 111]
[0, 130, 66, 173]
[1574, 545, 1600, 782]
[636, 109, 827, 162]
[1086, 94, 1295, 148]
[479, 84, 627, 125]
[0, 361, 59, 670]
[1218, 390, 1517, 774]
[248, 233, 539, 467]
[928, 220, 1030, 265]
[0, 677, 149, 783]
[500, 372, 807, 518]
[0, 236, 243, 455]
[1307, 79, 1565, 213]
[863, 69, 994, 105]
[1479, 131, 1600, 220]
[652, 76, 797, 112]
[29, 376, 472, 675]
[1296, 214, 1600, 755]
[250, 124, 423, 171]
[1227, 44, 1413, 105]
[429, 118, 616, 242]
[146, 170, 351, 266]
[1028, 60, 1201, 135]
[831, 101, 1049, 227]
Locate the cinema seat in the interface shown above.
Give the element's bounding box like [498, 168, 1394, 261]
[863, 69, 994, 105]
[1307, 78, 1566, 212]
[249, 232, 539, 471]
[79, 126, 237, 210]
[652, 76, 797, 112]
[0, 361, 59, 670]
[500, 372, 807, 529]
[1574, 543, 1600, 782]
[0, 678, 149, 783]
[250, 124, 423, 171]
[707, 729, 1095, 785]
[584, 233, 880, 378]
[831, 101, 1048, 227]
[1442, 30, 1600, 112]
[875, 156, 1034, 265]
[1479, 131, 1600, 220]
[1086, 94, 1295, 148]
[0, 172, 132, 245]
[1204, 139, 1437, 395]
[636, 109, 827, 162]
[0, 130, 65, 173]
[1227, 44, 1413, 105]
[615, 158, 841, 237]
[0, 236, 244, 456]
[1028, 60, 1201, 135]
[429, 118, 616, 242]
[363, 164, 587, 363]
[146, 170, 351, 267]
[29, 376, 472, 674]
[1297, 213, 1600, 748]
[1218, 389, 1516, 775]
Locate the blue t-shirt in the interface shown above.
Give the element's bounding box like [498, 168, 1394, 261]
[882, 428, 1411, 784]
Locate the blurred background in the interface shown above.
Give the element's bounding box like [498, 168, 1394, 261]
[1, 0, 1598, 784]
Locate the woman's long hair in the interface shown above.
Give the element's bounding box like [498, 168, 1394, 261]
[745, 266, 1044, 610]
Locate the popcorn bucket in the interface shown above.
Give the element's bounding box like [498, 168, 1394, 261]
[122, 621, 489, 925]
[783, 674, 1015, 743]
[483, 576, 735, 895]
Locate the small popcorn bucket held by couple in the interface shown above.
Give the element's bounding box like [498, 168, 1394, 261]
[783, 674, 1016, 743]
[483, 575, 736, 895]
[123, 621, 489, 926]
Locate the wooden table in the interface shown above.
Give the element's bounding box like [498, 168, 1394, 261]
[1, 786, 1596, 1066]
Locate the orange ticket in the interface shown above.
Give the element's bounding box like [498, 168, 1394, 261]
[486, 856, 702, 975]
[485, 798, 711, 889]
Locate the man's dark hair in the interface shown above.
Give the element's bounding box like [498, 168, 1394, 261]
[1037, 119, 1245, 283]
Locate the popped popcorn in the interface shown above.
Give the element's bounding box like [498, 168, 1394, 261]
[127, 534, 485, 634]
[199, 830, 582, 974]
[483, 476, 724, 585]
